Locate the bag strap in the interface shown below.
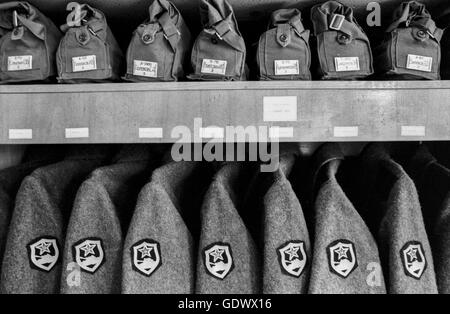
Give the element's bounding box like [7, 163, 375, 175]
[158, 11, 181, 51]
[211, 18, 245, 52]
[311, 2, 368, 43]
[0, 2, 45, 40]
[15, 13, 45, 40]
[386, 1, 443, 41]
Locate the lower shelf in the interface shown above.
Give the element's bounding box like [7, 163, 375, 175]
[0, 80, 449, 144]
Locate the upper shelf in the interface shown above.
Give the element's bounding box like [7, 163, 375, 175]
[0, 80, 449, 144]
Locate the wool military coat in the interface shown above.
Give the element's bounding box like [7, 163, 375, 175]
[122, 160, 213, 294]
[0, 146, 112, 294]
[308, 143, 386, 294]
[60, 145, 160, 294]
[356, 143, 438, 294]
[407, 145, 450, 294]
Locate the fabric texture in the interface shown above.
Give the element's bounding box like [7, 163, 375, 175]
[0, 145, 113, 294]
[374, 1, 442, 80]
[356, 143, 438, 294]
[310, 0, 373, 80]
[407, 145, 450, 294]
[243, 151, 311, 294]
[124, 0, 192, 82]
[59, 145, 160, 294]
[196, 162, 260, 294]
[256, 8, 311, 80]
[0, 146, 63, 274]
[308, 143, 386, 294]
[122, 160, 213, 294]
[188, 0, 247, 81]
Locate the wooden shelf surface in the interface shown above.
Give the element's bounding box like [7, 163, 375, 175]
[0, 81, 449, 144]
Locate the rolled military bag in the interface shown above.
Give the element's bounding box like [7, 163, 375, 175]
[124, 0, 191, 82]
[188, 0, 246, 81]
[256, 9, 311, 80]
[0, 1, 62, 83]
[310, 1, 373, 80]
[56, 3, 124, 83]
[375, 1, 442, 80]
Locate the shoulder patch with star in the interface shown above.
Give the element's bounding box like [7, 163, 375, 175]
[327, 239, 358, 278]
[130, 239, 162, 277]
[277, 241, 307, 278]
[400, 241, 427, 280]
[27, 236, 60, 272]
[72, 238, 105, 274]
[203, 242, 234, 280]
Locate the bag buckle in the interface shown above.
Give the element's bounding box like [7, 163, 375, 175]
[163, 29, 180, 41]
[330, 14, 345, 31]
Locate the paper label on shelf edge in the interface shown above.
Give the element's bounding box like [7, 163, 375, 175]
[406, 55, 432, 72]
[9, 129, 32, 140]
[263, 96, 297, 122]
[333, 126, 359, 137]
[139, 127, 163, 138]
[335, 57, 360, 72]
[133, 60, 158, 78]
[269, 127, 294, 139]
[7, 55, 32, 71]
[200, 127, 224, 139]
[72, 55, 97, 72]
[65, 128, 89, 139]
[274, 60, 299, 75]
[201, 59, 227, 75]
[401, 126, 426, 137]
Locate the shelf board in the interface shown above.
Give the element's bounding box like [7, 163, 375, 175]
[0, 81, 449, 144]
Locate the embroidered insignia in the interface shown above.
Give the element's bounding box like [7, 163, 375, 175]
[277, 241, 307, 277]
[28, 237, 60, 272]
[327, 239, 358, 278]
[203, 242, 234, 280]
[401, 241, 427, 279]
[131, 239, 162, 277]
[72, 238, 105, 274]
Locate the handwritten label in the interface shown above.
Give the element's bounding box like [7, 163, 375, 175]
[333, 126, 359, 137]
[139, 128, 163, 139]
[263, 96, 297, 122]
[65, 128, 89, 139]
[200, 127, 224, 139]
[8, 55, 32, 71]
[72, 55, 97, 72]
[201, 59, 227, 75]
[9, 129, 32, 140]
[401, 126, 426, 137]
[335, 57, 360, 72]
[274, 60, 299, 75]
[133, 60, 158, 78]
[407, 55, 432, 72]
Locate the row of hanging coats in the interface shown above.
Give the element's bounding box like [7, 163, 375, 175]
[0, 142, 448, 294]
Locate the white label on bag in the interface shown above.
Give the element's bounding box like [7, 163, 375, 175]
[201, 59, 227, 75]
[335, 57, 360, 72]
[9, 129, 32, 140]
[7, 55, 32, 71]
[269, 127, 294, 139]
[401, 126, 426, 137]
[406, 55, 432, 72]
[274, 60, 300, 75]
[263, 96, 297, 122]
[133, 60, 158, 78]
[65, 128, 89, 139]
[333, 126, 359, 137]
[200, 127, 224, 139]
[139, 128, 163, 139]
[72, 55, 97, 72]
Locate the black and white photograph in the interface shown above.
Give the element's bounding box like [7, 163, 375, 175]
[0, 0, 449, 304]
